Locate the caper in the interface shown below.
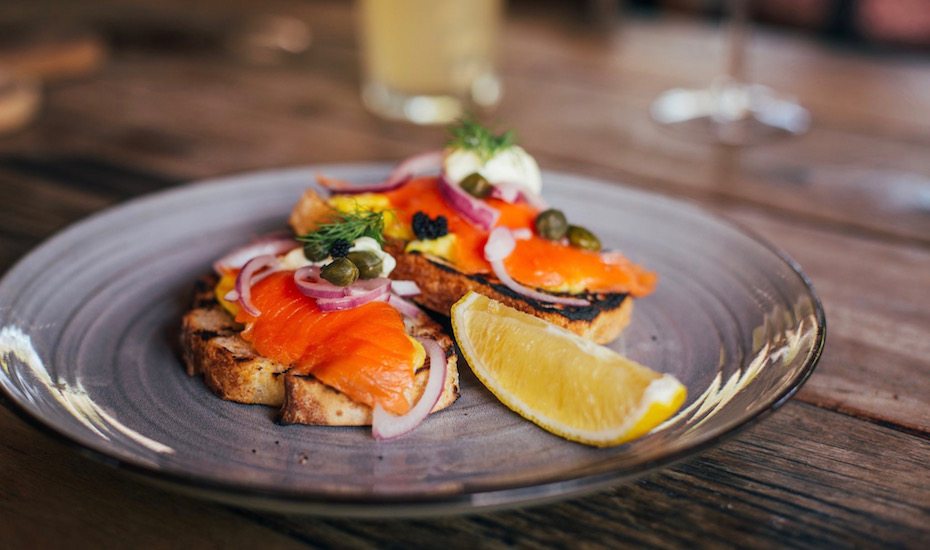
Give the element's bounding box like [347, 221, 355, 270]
[567, 225, 601, 251]
[346, 250, 383, 279]
[535, 209, 568, 240]
[320, 257, 359, 286]
[460, 172, 492, 198]
[303, 240, 329, 262]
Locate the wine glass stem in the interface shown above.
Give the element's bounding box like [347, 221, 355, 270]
[726, 0, 749, 82]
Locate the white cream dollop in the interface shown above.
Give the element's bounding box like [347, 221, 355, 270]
[279, 246, 312, 270]
[443, 145, 542, 196]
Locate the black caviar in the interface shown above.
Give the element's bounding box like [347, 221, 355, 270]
[328, 238, 352, 258]
[412, 211, 449, 240]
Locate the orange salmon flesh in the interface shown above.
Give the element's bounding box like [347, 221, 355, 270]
[236, 272, 416, 414]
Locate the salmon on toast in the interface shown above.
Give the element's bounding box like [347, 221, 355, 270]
[182, 210, 459, 439]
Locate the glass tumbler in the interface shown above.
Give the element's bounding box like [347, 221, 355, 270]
[357, 0, 503, 125]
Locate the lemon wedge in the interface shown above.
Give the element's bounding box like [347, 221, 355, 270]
[451, 292, 686, 447]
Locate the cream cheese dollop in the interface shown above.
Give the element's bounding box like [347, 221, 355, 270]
[443, 146, 542, 196]
[279, 246, 313, 270]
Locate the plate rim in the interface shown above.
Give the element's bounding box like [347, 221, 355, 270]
[0, 164, 827, 516]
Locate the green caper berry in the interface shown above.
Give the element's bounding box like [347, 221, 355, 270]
[567, 225, 601, 251]
[320, 257, 359, 286]
[460, 172, 492, 198]
[346, 250, 383, 280]
[535, 209, 568, 240]
[303, 241, 329, 262]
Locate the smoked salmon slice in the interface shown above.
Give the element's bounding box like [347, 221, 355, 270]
[504, 237, 657, 297]
[236, 272, 416, 414]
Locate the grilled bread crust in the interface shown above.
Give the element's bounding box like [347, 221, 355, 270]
[385, 242, 633, 345]
[181, 276, 460, 426]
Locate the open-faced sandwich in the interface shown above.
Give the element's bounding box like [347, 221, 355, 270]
[181, 211, 459, 440]
[292, 119, 657, 344]
[182, 119, 660, 442]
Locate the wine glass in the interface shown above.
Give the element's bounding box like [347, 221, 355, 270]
[650, 0, 810, 145]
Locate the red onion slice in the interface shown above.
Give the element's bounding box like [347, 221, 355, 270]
[372, 337, 446, 440]
[293, 266, 346, 299]
[490, 182, 521, 203]
[213, 236, 298, 274]
[511, 228, 533, 240]
[483, 227, 590, 307]
[483, 227, 517, 262]
[388, 149, 443, 182]
[489, 181, 549, 211]
[347, 277, 392, 295]
[318, 150, 442, 194]
[438, 174, 500, 230]
[390, 280, 421, 297]
[318, 174, 412, 195]
[490, 259, 590, 307]
[251, 267, 281, 286]
[295, 267, 393, 310]
[235, 255, 279, 316]
[315, 280, 391, 311]
[387, 294, 424, 319]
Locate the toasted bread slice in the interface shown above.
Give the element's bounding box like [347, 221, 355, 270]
[386, 243, 633, 344]
[181, 276, 460, 426]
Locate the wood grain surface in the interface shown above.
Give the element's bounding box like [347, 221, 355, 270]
[0, 0, 928, 547]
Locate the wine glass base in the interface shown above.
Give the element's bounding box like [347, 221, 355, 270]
[651, 81, 810, 146]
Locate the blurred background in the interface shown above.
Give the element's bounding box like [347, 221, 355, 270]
[0, 0, 928, 261]
[1, 0, 927, 137]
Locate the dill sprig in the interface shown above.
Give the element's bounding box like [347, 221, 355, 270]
[297, 210, 385, 250]
[447, 118, 515, 161]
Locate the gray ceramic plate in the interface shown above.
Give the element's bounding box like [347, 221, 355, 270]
[0, 166, 824, 517]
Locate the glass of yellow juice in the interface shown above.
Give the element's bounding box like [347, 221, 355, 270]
[357, 0, 503, 125]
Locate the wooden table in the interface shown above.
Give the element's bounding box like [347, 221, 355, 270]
[1, 1, 928, 547]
